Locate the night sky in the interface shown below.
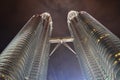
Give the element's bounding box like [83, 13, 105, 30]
[0, 0, 120, 80]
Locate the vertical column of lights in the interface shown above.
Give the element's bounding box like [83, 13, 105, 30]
[27, 13, 53, 80]
[0, 14, 41, 80]
[77, 12, 109, 79]
[76, 11, 107, 80]
[78, 11, 108, 80]
[68, 11, 106, 80]
[78, 11, 120, 80]
[68, 11, 92, 80]
[67, 11, 87, 80]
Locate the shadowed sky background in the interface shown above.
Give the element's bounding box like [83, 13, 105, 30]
[0, 0, 120, 80]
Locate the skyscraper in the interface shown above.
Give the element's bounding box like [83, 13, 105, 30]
[0, 11, 120, 80]
[68, 11, 120, 80]
[0, 13, 53, 80]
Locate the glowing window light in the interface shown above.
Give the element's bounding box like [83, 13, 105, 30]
[113, 61, 118, 65]
[118, 58, 120, 61]
[93, 29, 96, 32]
[97, 39, 100, 43]
[114, 52, 120, 57]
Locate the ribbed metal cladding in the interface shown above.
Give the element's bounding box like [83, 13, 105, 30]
[67, 11, 87, 80]
[0, 13, 53, 80]
[27, 13, 52, 80]
[79, 11, 120, 80]
[68, 11, 105, 80]
[68, 11, 120, 80]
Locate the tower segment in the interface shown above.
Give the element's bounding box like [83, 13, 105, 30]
[68, 10, 120, 80]
[0, 13, 53, 80]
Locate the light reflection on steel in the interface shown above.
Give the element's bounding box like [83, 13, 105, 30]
[49, 37, 74, 43]
[0, 12, 53, 80]
[68, 10, 120, 80]
[0, 10, 120, 80]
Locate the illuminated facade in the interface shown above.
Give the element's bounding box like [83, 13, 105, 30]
[0, 11, 120, 80]
[0, 13, 53, 80]
[68, 11, 120, 80]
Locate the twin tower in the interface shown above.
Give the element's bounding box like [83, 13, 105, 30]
[0, 11, 120, 80]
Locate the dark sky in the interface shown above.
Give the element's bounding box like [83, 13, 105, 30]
[0, 0, 120, 80]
